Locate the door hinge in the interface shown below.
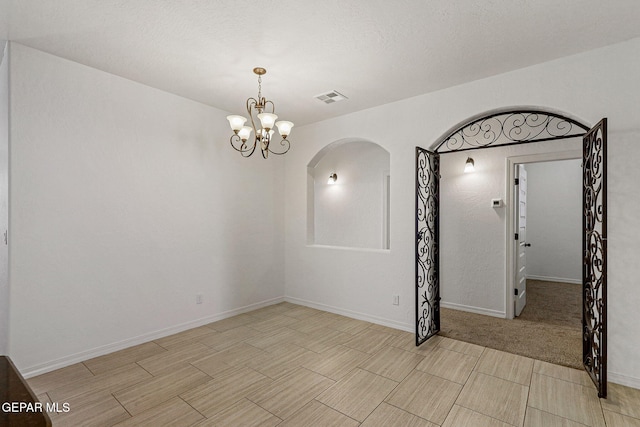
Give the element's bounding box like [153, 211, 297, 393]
[515, 178, 519, 185]
[515, 288, 519, 296]
[514, 233, 519, 240]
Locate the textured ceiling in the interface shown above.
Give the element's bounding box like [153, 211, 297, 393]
[3, 1, 640, 126]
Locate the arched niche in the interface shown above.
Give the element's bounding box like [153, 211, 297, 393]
[307, 138, 390, 250]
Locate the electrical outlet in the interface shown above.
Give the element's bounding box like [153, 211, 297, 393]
[196, 294, 203, 304]
[393, 294, 400, 305]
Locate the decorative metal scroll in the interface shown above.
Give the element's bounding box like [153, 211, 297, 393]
[435, 110, 590, 153]
[416, 147, 440, 345]
[416, 108, 608, 399]
[582, 118, 607, 398]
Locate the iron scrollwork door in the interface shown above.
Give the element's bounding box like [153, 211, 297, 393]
[416, 147, 440, 345]
[583, 118, 607, 398]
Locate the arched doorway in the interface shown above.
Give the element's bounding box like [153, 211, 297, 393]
[415, 108, 607, 397]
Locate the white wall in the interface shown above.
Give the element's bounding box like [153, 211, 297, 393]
[525, 159, 582, 283]
[0, 1, 7, 40]
[439, 142, 580, 316]
[284, 38, 640, 388]
[0, 40, 8, 354]
[311, 140, 389, 249]
[6, 37, 640, 389]
[8, 43, 285, 375]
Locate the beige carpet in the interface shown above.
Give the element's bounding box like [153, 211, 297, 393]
[439, 280, 582, 369]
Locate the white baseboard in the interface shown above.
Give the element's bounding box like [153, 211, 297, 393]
[526, 275, 581, 285]
[20, 295, 640, 392]
[440, 301, 506, 319]
[609, 371, 640, 390]
[284, 296, 413, 333]
[21, 296, 285, 378]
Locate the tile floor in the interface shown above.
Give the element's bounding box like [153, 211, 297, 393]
[27, 302, 640, 426]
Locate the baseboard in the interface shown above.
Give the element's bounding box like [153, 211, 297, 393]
[284, 296, 413, 333]
[20, 295, 640, 392]
[21, 296, 285, 378]
[526, 275, 581, 285]
[609, 371, 640, 390]
[440, 301, 506, 318]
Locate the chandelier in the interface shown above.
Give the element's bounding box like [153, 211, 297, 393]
[226, 67, 294, 158]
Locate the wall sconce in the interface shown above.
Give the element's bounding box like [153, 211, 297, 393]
[464, 157, 475, 173]
[328, 173, 338, 184]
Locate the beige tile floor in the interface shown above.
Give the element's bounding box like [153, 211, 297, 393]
[27, 302, 640, 426]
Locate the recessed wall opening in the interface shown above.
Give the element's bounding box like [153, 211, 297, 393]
[307, 139, 390, 250]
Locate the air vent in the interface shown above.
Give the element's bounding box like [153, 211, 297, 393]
[315, 90, 348, 104]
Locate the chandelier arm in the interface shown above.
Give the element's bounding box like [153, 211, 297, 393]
[263, 100, 276, 114]
[260, 132, 270, 158]
[267, 137, 291, 155]
[247, 97, 261, 112]
[230, 134, 257, 157]
[246, 97, 260, 127]
[245, 97, 263, 152]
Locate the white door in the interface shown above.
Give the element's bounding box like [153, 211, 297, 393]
[515, 164, 528, 316]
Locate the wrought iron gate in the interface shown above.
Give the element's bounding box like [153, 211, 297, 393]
[415, 108, 607, 397]
[582, 118, 607, 398]
[416, 147, 440, 345]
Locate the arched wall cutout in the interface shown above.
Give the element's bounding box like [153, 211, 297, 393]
[308, 138, 391, 250]
[307, 137, 390, 167]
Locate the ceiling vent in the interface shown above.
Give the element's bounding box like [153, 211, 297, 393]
[315, 90, 348, 104]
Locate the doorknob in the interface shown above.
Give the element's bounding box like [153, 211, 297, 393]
[524, 243, 531, 247]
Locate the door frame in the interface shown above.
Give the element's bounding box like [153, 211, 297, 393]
[505, 150, 581, 319]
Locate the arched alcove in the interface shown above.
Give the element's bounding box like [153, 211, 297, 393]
[308, 139, 390, 250]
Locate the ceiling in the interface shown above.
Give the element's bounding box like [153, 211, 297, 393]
[2, 1, 640, 127]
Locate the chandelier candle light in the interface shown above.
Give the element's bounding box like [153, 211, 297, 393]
[227, 67, 294, 158]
